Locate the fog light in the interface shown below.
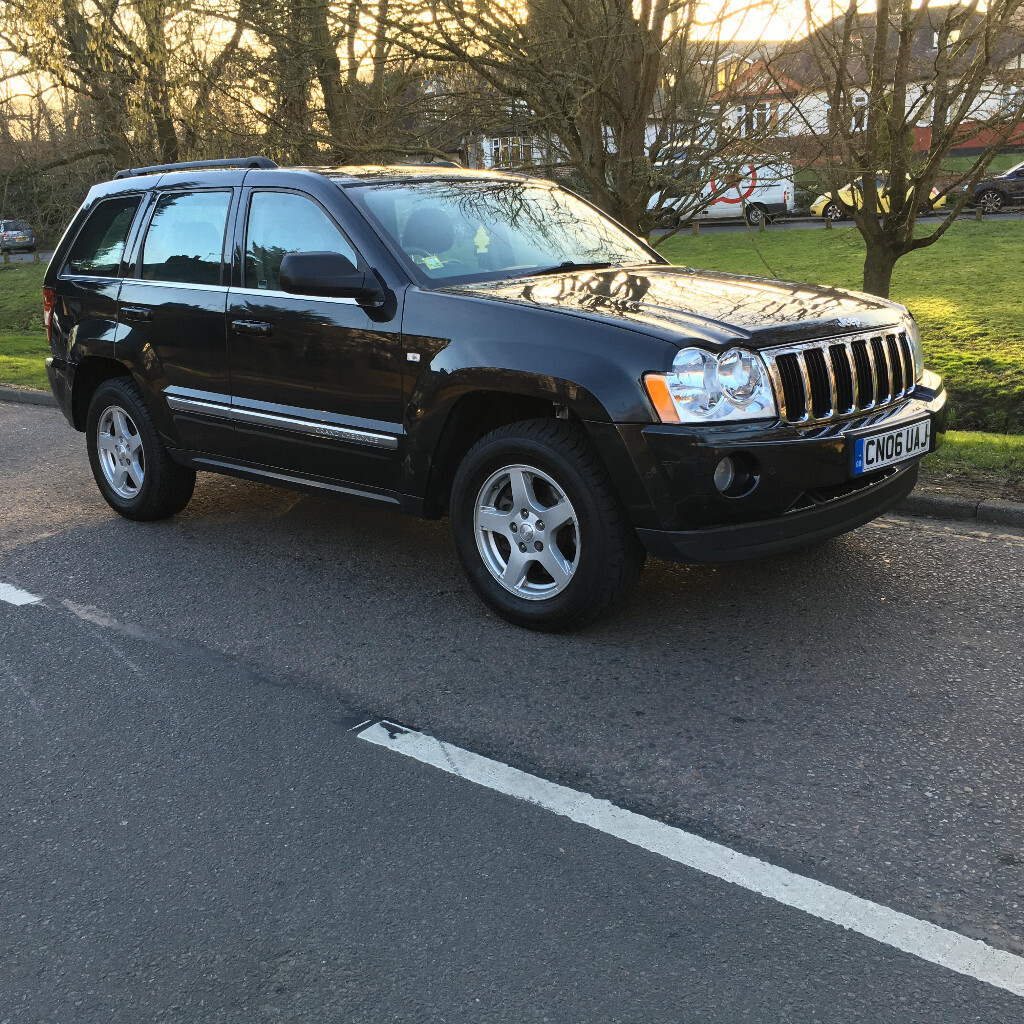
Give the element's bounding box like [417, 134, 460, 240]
[714, 457, 736, 493]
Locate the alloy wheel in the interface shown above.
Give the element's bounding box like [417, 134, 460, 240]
[473, 463, 580, 601]
[96, 404, 145, 499]
[979, 190, 1003, 213]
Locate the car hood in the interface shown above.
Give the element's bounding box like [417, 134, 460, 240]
[443, 265, 906, 348]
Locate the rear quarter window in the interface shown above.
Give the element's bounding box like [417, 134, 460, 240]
[64, 197, 142, 277]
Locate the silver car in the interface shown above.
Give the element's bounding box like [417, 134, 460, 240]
[0, 219, 37, 253]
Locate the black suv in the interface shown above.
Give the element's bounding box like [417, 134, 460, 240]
[44, 156, 947, 629]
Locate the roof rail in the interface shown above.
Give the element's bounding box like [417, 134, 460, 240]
[113, 156, 278, 180]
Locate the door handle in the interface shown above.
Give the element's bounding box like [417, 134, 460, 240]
[231, 319, 274, 337]
[121, 306, 152, 322]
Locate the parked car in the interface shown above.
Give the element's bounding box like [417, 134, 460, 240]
[963, 160, 1024, 213]
[44, 157, 947, 629]
[0, 219, 37, 253]
[651, 161, 795, 226]
[810, 174, 946, 220]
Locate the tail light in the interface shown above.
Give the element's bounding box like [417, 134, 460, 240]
[42, 286, 55, 345]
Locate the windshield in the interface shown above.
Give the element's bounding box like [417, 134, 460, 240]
[346, 178, 657, 286]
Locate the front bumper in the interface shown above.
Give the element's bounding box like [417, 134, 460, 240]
[612, 374, 947, 563]
[637, 461, 918, 562]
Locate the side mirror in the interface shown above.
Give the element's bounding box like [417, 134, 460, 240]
[279, 251, 384, 303]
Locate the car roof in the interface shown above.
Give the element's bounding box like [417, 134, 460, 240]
[88, 162, 536, 203]
[307, 164, 533, 186]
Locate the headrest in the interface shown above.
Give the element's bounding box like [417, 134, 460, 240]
[402, 207, 455, 254]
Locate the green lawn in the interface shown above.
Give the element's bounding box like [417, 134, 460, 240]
[657, 219, 1024, 434]
[0, 262, 49, 389]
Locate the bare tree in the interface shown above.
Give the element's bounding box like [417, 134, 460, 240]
[765, 0, 1024, 297]
[384, 0, 782, 237]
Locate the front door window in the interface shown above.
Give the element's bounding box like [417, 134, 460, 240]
[244, 192, 358, 292]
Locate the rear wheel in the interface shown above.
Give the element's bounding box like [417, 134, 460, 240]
[450, 419, 645, 630]
[86, 377, 195, 521]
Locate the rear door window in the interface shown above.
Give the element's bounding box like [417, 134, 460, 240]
[244, 191, 358, 291]
[64, 197, 141, 277]
[141, 191, 231, 286]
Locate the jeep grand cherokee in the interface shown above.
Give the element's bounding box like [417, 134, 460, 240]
[44, 156, 948, 630]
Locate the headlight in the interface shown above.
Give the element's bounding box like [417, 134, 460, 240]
[903, 315, 924, 381]
[644, 346, 777, 424]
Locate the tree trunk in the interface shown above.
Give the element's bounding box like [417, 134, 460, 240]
[862, 246, 897, 298]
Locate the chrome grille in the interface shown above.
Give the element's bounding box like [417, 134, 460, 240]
[763, 329, 916, 424]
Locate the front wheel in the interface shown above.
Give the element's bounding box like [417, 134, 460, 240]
[744, 203, 767, 225]
[450, 419, 645, 630]
[87, 377, 196, 521]
[822, 202, 845, 221]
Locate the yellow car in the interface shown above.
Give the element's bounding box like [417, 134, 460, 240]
[810, 173, 946, 220]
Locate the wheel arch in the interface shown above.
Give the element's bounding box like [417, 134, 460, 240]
[409, 373, 656, 524]
[70, 356, 133, 431]
[414, 382, 587, 518]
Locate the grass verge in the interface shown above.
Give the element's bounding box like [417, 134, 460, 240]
[919, 431, 1024, 502]
[0, 263, 48, 390]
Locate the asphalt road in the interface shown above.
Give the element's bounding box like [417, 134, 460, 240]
[2, 251, 51, 265]
[4, 400, 1024, 1019]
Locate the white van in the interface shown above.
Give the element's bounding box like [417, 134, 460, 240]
[651, 161, 795, 226]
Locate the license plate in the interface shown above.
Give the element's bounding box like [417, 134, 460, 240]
[16, 235, 27, 242]
[852, 419, 931, 474]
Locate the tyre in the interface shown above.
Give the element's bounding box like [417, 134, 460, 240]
[450, 419, 646, 630]
[978, 189, 1004, 213]
[744, 203, 767, 225]
[822, 202, 845, 221]
[86, 376, 196, 521]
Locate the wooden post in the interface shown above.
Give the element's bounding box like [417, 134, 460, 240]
[690, 221, 700, 236]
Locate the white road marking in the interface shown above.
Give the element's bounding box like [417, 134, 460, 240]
[358, 720, 1024, 999]
[0, 582, 42, 607]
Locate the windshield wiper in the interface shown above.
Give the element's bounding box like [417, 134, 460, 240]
[515, 260, 619, 278]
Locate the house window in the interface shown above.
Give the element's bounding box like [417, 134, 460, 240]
[852, 93, 868, 131]
[737, 102, 771, 137]
[490, 137, 531, 168]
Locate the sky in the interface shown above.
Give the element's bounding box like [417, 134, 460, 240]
[700, 0, 869, 42]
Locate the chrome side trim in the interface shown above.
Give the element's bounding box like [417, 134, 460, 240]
[231, 406, 398, 449]
[163, 389, 399, 449]
[166, 394, 234, 420]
